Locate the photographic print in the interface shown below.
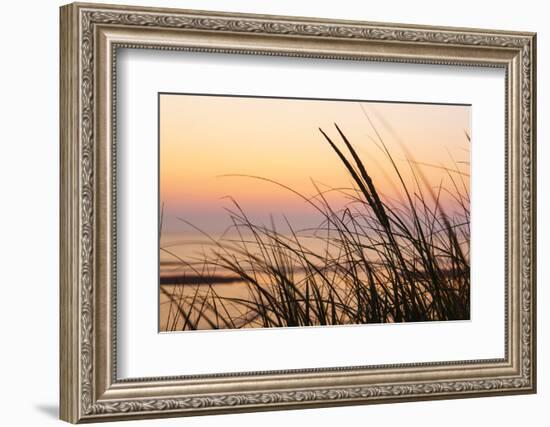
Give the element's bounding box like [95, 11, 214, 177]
[159, 94, 471, 332]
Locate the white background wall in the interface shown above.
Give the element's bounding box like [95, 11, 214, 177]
[0, 1, 545, 425]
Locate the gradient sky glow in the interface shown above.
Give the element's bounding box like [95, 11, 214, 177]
[160, 94, 470, 235]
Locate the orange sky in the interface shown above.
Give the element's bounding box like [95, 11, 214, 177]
[160, 94, 470, 234]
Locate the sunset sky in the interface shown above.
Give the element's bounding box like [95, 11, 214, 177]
[159, 94, 470, 236]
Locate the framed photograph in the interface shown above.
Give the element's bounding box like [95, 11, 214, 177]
[60, 2, 537, 423]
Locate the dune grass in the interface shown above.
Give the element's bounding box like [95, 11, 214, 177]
[160, 123, 470, 331]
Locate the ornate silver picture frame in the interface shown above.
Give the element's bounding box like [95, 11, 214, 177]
[60, 2, 536, 423]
